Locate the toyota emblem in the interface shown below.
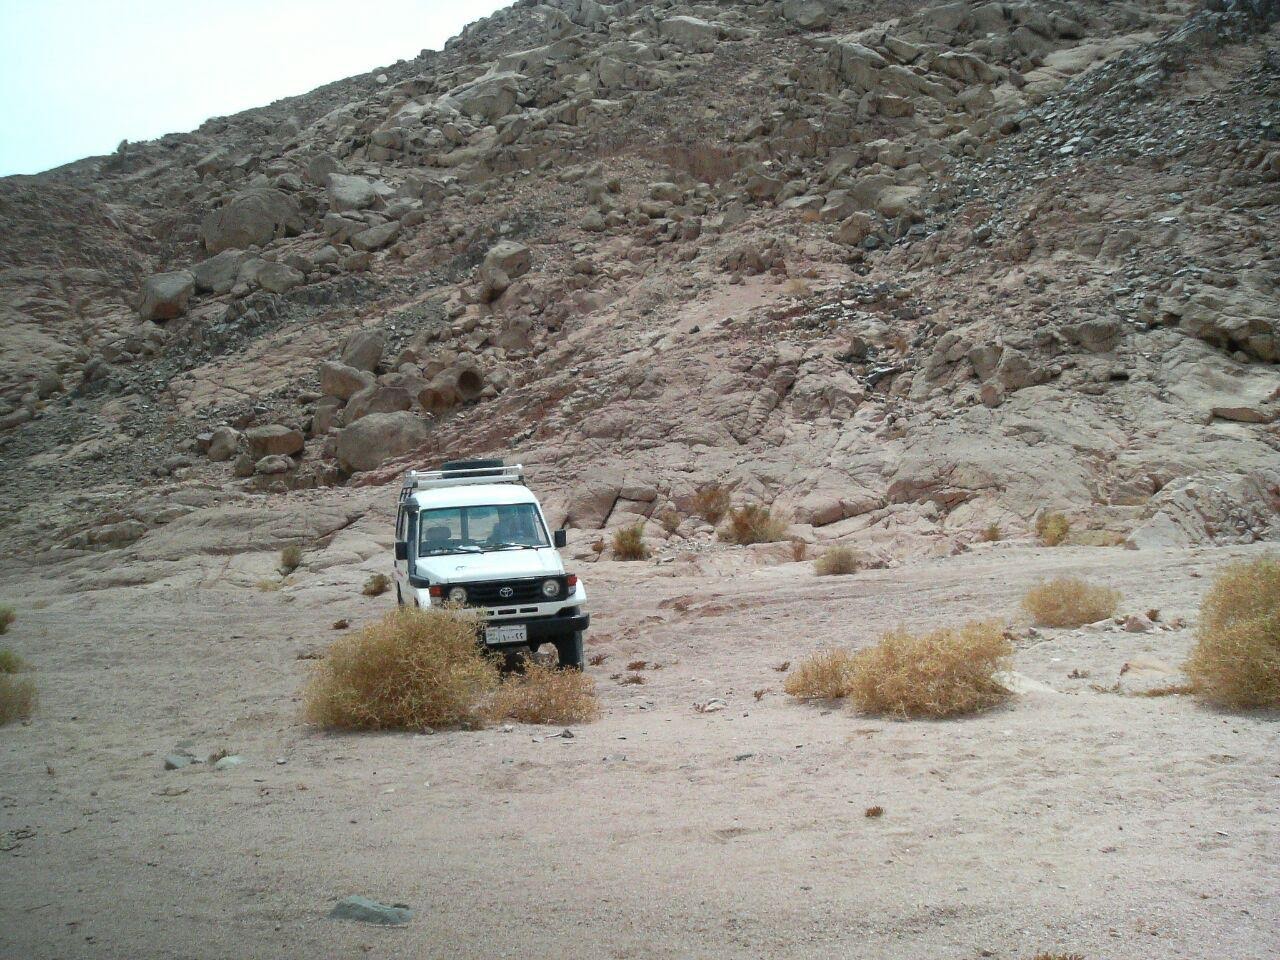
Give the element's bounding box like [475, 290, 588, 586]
[499, 586, 514, 598]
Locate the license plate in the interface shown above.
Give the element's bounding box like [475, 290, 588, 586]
[485, 624, 528, 645]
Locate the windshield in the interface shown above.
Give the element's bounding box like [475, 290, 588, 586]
[417, 503, 549, 555]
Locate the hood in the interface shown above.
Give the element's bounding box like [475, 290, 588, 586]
[415, 547, 564, 584]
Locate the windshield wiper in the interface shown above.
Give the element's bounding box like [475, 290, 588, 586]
[488, 542, 538, 550]
[421, 544, 482, 555]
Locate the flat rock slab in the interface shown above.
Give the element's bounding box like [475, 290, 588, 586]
[329, 895, 412, 925]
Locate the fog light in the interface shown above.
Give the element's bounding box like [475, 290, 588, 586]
[541, 578, 561, 599]
[447, 586, 468, 605]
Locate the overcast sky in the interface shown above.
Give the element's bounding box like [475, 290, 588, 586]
[0, 0, 507, 177]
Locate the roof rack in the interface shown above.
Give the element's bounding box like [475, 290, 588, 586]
[400, 464, 525, 499]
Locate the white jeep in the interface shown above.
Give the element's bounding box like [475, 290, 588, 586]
[391, 459, 589, 669]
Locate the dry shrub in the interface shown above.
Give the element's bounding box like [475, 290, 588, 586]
[864, 805, 884, 818]
[489, 659, 600, 725]
[0, 605, 14, 635]
[280, 545, 302, 572]
[814, 546, 859, 576]
[1036, 511, 1070, 546]
[789, 539, 807, 562]
[979, 523, 1002, 543]
[256, 579, 281, 592]
[1186, 557, 1280, 709]
[1022, 577, 1120, 627]
[0, 650, 35, 725]
[1029, 954, 1084, 960]
[588, 652, 608, 666]
[362, 573, 391, 597]
[691, 483, 730, 524]
[303, 607, 497, 730]
[846, 621, 1013, 718]
[611, 523, 650, 561]
[784, 649, 858, 700]
[656, 507, 681, 533]
[720, 504, 787, 545]
[783, 277, 812, 297]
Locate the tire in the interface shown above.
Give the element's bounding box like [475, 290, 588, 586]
[554, 631, 585, 671]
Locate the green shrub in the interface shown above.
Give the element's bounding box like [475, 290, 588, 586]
[720, 505, 787, 545]
[1036, 512, 1070, 547]
[1186, 557, 1280, 709]
[611, 523, 650, 560]
[814, 546, 859, 576]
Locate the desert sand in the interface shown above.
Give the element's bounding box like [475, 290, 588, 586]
[2, 510, 1276, 960]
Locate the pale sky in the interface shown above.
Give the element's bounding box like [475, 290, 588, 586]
[0, 0, 508, 176]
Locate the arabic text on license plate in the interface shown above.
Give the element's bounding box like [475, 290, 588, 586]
[485, 624, 528, 645]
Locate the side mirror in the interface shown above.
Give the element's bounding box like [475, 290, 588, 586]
[394, 541, 408, 561]
[553, 528, 568, 549]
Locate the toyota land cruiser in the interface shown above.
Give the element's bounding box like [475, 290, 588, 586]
[391, 459, 589, 669]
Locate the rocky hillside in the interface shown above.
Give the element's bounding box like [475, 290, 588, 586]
[0, 0, 1277, 565]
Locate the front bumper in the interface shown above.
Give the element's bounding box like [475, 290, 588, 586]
[483, 613, 591, 647]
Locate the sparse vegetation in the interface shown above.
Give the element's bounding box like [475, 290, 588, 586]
[611, 523, 650, 561]
[588, 653, 608, 666]
[845, 621, 1013, 719]
[303, 607, 497, 730]
[0, 605, 14, 635]
[1028, 954, 1085, 960]
[979, 523, 1002, 543]
[864, 805, 884, 818]
[1022, 577, 1120, 627]
[814, 546, 859, 577]
[783, 277, 812, 297]
[656, 507, 681, 533]
[488, 658, 600, 725]
[720, 504, 787, 545]
[1186, 557, 1280, 709]
[691, 483, 731, 524]
[789, 539, 807, 562]
[279, 545, 302, 572]
[0, 648, 36, 725]
[256, 579, 281, 592]
[1036, 511, 1070, 546]
[783, 648, 858, 700]
[362, 573, 391, 597]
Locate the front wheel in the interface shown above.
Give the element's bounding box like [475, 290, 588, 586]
[554, 631, 585, 671]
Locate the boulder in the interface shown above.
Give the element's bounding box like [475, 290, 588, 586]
[255, 261, 305, 294]
[341, 330, 385, 372]
[351, 221, 401, 251]
[306, 153, 347, 184]
[207, 426, 241, 462]
[138, 271, 195, 322]
[443, 71, 523, 123]
[335, 411, 429, 472]
[255, 454, 295, 475]
[200, 188, 305, 254]
[478, 241, 532, 301]
[417, 365, 486, 412]
[782, 0, 830, 29]
[192, 250, 249, 294]
[343, 384, 412, 425]
[835, 213, 875, 246]
[245, 424, 304, 460]
[319, 361, 375, 400]
[657, 16, 722, 52]
[327, 174, 381, 213]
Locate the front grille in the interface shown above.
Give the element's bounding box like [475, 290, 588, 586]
[465, 577, 557, 607]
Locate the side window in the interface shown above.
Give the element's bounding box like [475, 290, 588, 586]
[396, 508, 406, 541]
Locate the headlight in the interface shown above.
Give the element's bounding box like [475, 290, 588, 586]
[447, 586, 468, 605]
[541, 578, 561, 599]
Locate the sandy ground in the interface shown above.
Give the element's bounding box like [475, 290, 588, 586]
[2, 534, 1278, 960]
